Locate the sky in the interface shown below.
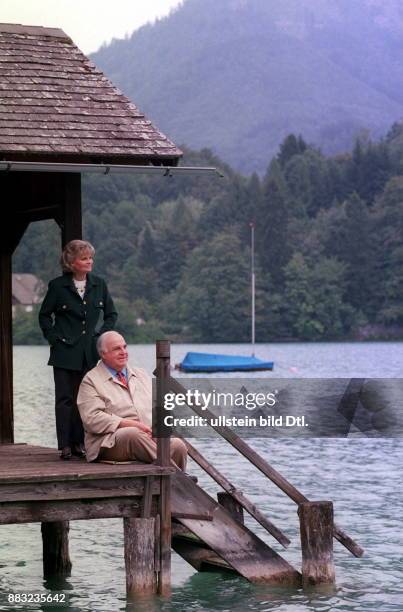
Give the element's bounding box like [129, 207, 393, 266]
[0, 0, 183, 54]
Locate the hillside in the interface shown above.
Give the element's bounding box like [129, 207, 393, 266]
[91, 0, 403, 173]
[13, 126, 403, 343]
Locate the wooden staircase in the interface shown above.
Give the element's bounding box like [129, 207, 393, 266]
[170, 471, 301, 585]
[154, 342, 364, 589]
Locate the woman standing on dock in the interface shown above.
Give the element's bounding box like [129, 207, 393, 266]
[39, 240, 118, 460]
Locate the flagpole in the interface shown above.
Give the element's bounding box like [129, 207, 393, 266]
[250, 221, 255, 357]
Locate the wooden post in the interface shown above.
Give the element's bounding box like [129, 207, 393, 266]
[124, 517, 157, 596]
[155, 340, 171, 595]
[217, 492, 244, 524]
[0, 250, 13, 444]
[298, 501, 336, 587]
[41, 521, 72, 578]
[46, 172, 82, 574]
[156, 340, 171, 467]
[55, 173, 82, 245]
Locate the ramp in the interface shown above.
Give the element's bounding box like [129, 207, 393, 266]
[171, 471, 301, 585]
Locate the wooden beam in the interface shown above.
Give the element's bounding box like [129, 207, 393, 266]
[0, 497, 144, 524]
[155, 340, 172, 596]
[0, 250, 13, 443]
[41, 521, 72, 578]
[0, 476, 159, 503]
[55, 173, 82, 245]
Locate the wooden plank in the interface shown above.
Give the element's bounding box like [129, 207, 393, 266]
[141, 476, 154, 518]
[0, 468, 174, 483]
[299, 501, 336, 587]
[172, 512, 212, 520]
[0, 497, 145, 524]
[185, 439, 289, 547]
[169, 377, 364, 558]
[171, 472, 301, 586]
[0, 477, 160, 502]
[0, 447, 174, 483]
[41, 521, 72, 578]
[124, 517, 157, 595]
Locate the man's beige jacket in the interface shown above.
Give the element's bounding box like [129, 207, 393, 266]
[77, 361, 152, 461]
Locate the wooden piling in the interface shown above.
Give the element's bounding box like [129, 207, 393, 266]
[124, 517, 157, 596]
[298, 501, 335, 587]
[217, 492, 244, 524]
[41, 521, 72, 578]
[155, 340, 172, 596]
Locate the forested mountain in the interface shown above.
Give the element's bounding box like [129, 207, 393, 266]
[91, 0, 403, 174]
[13, 125, 403, 343]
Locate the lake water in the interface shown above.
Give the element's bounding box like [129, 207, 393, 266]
[1, 342, 402, 611]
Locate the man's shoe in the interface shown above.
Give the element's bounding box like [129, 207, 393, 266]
[60, 446, 72, 460]
[72, 444, 86, 458]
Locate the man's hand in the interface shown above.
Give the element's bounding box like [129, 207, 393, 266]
[118, 419, 152, 437]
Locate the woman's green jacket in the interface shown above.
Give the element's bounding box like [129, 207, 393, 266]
[38, 272, 117, 371]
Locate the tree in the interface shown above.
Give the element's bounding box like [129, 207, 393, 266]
[173, 231, 252, 341]
[277, 134, 307, 168]
[371, 177, 403, 323]
[256, 164, 290, 287]
[282, 253, 350, 340]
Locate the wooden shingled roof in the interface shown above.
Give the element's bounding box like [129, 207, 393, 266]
[0, 23, 182, 165]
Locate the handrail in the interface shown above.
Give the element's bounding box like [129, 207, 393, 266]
[184, 438, 290, 548]
[167, 376, 364, 558]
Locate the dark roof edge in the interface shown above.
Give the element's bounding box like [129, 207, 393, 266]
[0, 23, 69, 39]
[0, 152, 182, 166]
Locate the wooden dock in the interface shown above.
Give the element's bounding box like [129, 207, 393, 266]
[0, 340, 364, 597]
[0, 443, 174, 595]
[0, 443, 174, 522]
[0, 443, 301, 588]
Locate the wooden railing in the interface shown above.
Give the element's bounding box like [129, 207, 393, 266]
[154, 340, 364, 560]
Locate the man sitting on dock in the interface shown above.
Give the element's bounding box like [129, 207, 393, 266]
[77, 331, 187, 469]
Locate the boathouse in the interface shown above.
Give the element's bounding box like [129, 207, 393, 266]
[0, 22, 182, 444]
[0, 23, 363, 598]
[0, 22, 184, 597]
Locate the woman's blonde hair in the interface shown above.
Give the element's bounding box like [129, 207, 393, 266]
[60, 240, 95, 273]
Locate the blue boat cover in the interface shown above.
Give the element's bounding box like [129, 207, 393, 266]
[178, 352, 274, 373]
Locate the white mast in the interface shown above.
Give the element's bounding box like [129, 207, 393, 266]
[250, 221, 255, 357]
